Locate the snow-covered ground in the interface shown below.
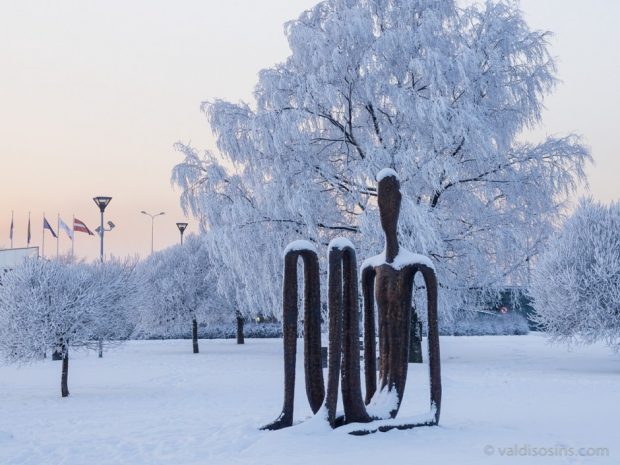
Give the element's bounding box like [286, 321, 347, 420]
[0, 334, 618, 465]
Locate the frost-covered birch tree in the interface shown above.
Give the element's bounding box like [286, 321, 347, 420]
[139, 235, 219, 353]
[530, 199, 620, 350]
[201, 232, 256, 344]
[173, 0, 589, 321]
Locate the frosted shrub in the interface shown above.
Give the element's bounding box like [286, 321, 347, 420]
[530, 199, 620, 349]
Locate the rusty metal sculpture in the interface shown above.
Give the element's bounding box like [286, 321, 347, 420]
[262, 169, 441, 435]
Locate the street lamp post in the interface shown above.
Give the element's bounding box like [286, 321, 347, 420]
[176, 222, 188, 244]
[93, 196, 113, 262]
[92, 196, 115, 358]
[141, 211, 165, 254]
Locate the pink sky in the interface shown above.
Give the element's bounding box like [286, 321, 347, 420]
[1, 0, 618, 260]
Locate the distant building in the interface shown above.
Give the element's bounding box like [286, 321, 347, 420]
[0, 247, 39, 273]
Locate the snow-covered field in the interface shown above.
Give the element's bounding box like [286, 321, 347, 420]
[1, 335, 618, 465]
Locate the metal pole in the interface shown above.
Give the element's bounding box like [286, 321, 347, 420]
[180, 230, 184, 245]
[142, 211, 164, 254]
[42, 213, 45, 259]
[100, 210, 104, 263]
[71, 215, 75, 257]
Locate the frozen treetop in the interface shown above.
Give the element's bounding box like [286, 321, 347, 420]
[376, 168, 398, 182]
[361, 248, 434, 272]
[283, 240, 317, 257]
[328, 237, 355, 252]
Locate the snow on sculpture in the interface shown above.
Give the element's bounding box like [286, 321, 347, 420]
[262, 169, 441, 435]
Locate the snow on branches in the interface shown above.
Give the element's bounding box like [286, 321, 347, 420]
[0, 258, 139, 362]
[173, 0, 590, 322]
[138, 234, 224, 352]
[0, 257, 139, 396]
[530, 199, 620, 350]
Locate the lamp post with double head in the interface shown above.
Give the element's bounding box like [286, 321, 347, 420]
[176, 222, 188, 245]
[141, 211, 165, 254]
[93, 196, 113, 263]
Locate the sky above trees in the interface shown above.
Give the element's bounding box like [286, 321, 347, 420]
[0, 0, 617, 259]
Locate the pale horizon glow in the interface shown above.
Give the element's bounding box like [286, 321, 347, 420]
[1, 0, 618, 260]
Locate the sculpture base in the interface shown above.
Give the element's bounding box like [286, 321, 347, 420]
[262, 407, 438, 435]
[347, 419, 438, 436]
[338, 407, 438, 435]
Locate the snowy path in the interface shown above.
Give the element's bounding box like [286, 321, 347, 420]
[0, 335, 618, 465]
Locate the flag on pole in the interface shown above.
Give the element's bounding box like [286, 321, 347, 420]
[73, 218, 94, 235]
[27, 213, 31, 245]
[58, 217, 74, 239]
[43, 217, 57, 238]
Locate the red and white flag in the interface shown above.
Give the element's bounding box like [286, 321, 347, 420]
[73, 218, 94, 236]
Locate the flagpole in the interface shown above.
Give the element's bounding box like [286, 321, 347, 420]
[72, 215, 75, 256]
[56, 213, 60, 259]
[42, 213, 45, 259]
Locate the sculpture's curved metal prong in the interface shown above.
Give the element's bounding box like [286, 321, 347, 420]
[261, 247, 324, 430]
[361, 265, 377, 405]
[415, 264, 442, 425]
[325, 241, 371, 427]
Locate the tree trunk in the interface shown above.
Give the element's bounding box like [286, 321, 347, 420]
[236, 315, 245, 345]
[61, 349, 69, 397]
[409, 306, 423, 363]
[192, 318, 199, 353]
[98, 338, 103, 358]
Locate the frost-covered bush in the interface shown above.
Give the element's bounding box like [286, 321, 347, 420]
[530, 199, 620, 349]
[203, 322, 282, 339]
[440, 312, 529, 336]
[136, 322, 282, 340]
